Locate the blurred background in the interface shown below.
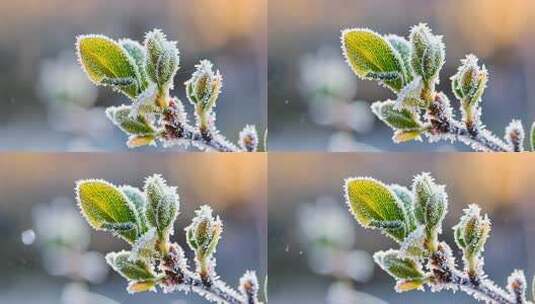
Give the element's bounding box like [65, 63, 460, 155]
[0, 0, 266, 151]
[268, 0, 535, 151]
[269, 153, 535, 303]
[0, 153, 267, 303]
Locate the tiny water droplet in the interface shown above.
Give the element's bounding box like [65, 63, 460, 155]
[21, 229, 36, 245]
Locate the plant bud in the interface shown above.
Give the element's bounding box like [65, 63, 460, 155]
[505, 119, 525, 152]
[453, 204, 491, 262]
[507, 270, 527, 302]
[239, 271, 260, 303]
[373, 249, 425, 281]
[409, 23, 445, 85]
[412, 173, 448, 233]
[451, 54, 488, 106]
[144, 29, 180, 92]
[143, 174, 180, 239]
[185, 206, 223, 261]
[185, 60, 223, 112]
[105, 251, 156, 282]
[239, 125, 259, 152]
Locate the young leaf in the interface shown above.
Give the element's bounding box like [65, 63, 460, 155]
[341, 28, 405, 92]
[390, 184, 417, 232]
[127, 135, 157, 148]
[385, 34, 414, 83]
[76, 179, 139, 243]
[120, 38, 149, 91]
[393, 129, 423, 143]
[144, 29, 179, 90]
[373, 249, 425, 280]
[120, 185, 149, 234]
[105, 105, 156, 135]
[412, 173, 448, 233]
[371, 100, 423, 130]
[144, 174, 180, 238]
[106, 251, 156, 281]
[76, 35, 140, 98]
[344, 177, 408, 241]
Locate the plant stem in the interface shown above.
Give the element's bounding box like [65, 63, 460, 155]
[161, 245, 250, 304]
[161, 99, 241, 152]
[427, 96, 512, 152]
[430, 244, 516, 304]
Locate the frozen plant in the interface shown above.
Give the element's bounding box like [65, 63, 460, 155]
[344, 173, 533, 304]
[75, 29, 259, 151]
[341, 23, 533, 152]
[75, 174, 263, 304]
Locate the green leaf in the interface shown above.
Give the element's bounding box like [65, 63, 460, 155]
[106, 105, 156, 136]
[390, 184, 417, 232]
[106, 251, 156, 281]
[144, 29, 180, 90]
[393, 129, 423, 143]
[76, 35, 140, 98]
[120, 38, 149, 91]
[341, 28, 405, 92]
[374, 249, 424, 280]
[76, 179, 139, 243]
[411, 173, 448, 232]
[386, 34, 414, 83]
[127, 135, 157, 148]
[144, 174, 180, 238]
[371, 100, 423, 130]
[409, 23, 445, 84]
[120, 185, 149, 234]
[530, 122, 535, 151]
[344, 177, 407, 241]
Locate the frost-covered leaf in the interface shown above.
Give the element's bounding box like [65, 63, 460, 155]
[144, 29, 179, 90]
[395, 76, 424, 109]
[386, 34, 414, 83]
[400, 226, 427, 258]
[76, 179, 139, 243]
[127, 135, 156, 148]
[105, 105, 156, 135]
[344, 177, 408, 241]
[120, 185, 149, 234]
[120, 38, 149, 90]
[453, 204, 491, 260]
[76, 35, 140, 98]
[106, 251, 156, 281]
[395, 279, 425, 293]
[409, 23, 445, 84]
[127, 281, 157, 294]
[371, 100, 423, 130]
[185, 60, 223, 111]
[131, 227, 158, 261]
[144, 174, 180, 238]
[341, 28, 405, 92]
[451, 55, 488, 106]
[393, 129, 423, 143]
[185, 205, 223, 259]
[390, 184, 417, 232]
[374, 249, 424, 280]
[412, 173, 448, 233]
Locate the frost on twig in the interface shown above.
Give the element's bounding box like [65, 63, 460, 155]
[76, 30, 260, 152]
[341, 23, 535, 152]
[344, 173, 534, 303]
[74, 174, 263, 304]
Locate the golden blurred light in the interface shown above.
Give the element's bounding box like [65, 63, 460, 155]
[438, 0, 535, 56]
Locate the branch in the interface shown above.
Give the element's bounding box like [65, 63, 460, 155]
[161, 99, 241, 152]
[426, 96, 512, 152]
[161, 244, 252, 304]
[429, 244, 515, 304]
